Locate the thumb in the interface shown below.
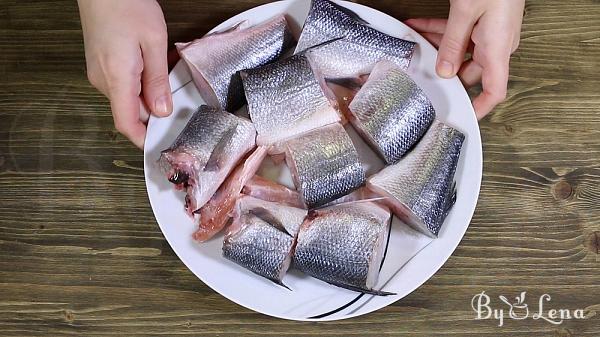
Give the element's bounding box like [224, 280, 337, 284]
[141, 33, 172, 117]
[436, 6, 477, 78]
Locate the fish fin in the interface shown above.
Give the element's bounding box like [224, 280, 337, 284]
[249, 207, 292, 237]
[204, 125, 238, 172]
[326, 281, 395, 297]
[271, 279, 292, 291]
[329, 1, 371, 26]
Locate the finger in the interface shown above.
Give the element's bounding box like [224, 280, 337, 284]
[436, 6, 478, 78]
[421, 32, 443, 49]
[141, 33, 172, 118]
[404, 18, 447, 34]
[458, 59, 482, 88]
[472, 51, 510, 120]
[109, 85, 147, 149]
[139, 97, 151, 125]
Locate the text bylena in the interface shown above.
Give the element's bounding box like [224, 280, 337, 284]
[471, 291, 586, 327]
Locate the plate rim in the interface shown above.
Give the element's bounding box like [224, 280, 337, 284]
[144, 0, 483, 321]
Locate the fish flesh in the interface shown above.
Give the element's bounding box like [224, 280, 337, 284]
[285, 123, 365, 209]
[194, 146, 268, 242]
[293, 202, 393, 295]
[296, 0, 416, 79]
[176, 15, 294, 111]
[367, 120, 465, 238]
[222, 195, 307, 287]
[348, 61, 436, 164]
[241, 54, 340, 149]
[325, 74, 369, 123]
[319, 187, 382, 208]
[160, 105, 256, 214]
[237, 195, 307, 238]
[242, 175, 306, 209]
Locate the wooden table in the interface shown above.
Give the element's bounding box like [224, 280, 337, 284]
[1, 0, 599, 335]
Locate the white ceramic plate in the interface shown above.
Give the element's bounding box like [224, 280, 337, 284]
[144, 0, 482, 321]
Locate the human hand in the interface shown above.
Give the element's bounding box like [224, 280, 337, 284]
[78, 0, 172, 148]
[405, 0, 525, 120]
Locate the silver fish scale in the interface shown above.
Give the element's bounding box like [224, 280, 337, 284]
[294, 204, 389, 290]
[223, 213, 294, 283]
[296, 0, 415, 77]
[286, 123, 365, 208]
[368, 120, 465, 237]
[167, 106, 255, 168]
[349, 61, 436, 164]
[243, 55, 339, 145]
[191, 16, 293, 111]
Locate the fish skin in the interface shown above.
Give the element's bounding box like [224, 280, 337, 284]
[222, 195, 307, 287]
[242, 54, 340, 149]
[223, 213, 295, 288]
[367, 120, 465, 238]
[348, 61, 436, 165]
[242, 175, 307, 209]
[176, 15, 294, 112]
[194, 146, 268, 242]
[160, 105, 256, 215]
[293, 202, 392, 295]
[296, 0, 416, 79]
[285, 123, 365, 209]
[204, 124, 239, 172]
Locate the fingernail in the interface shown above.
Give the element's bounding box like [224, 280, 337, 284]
[437, 60, 454, 78]
[154, 95, 170, 116]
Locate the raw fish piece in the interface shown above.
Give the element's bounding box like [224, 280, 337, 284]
[293, 202, 393, 295]
[194, 146, 267, 242]
[160, 105, 256, 214]
[348, 61, 435, 164]
[242, 54, 340, 149]
[285, 123, 365, 209]
[368, 120, 465, 237]
[177, 15, 294, 111]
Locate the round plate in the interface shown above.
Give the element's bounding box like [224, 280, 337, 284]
[144, 0, 482, 321]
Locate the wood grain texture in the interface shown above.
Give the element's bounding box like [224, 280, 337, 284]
[1, 0, 599, 335]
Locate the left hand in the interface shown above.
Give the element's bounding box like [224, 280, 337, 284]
[406, 0, 525, 120]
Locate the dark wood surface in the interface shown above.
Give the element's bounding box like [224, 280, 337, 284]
[1, 0, 599, 335]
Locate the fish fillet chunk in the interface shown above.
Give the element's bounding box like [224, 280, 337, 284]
[176, 15, 294, 111]
[242, 54, 340, 148]
[285, 123, 365, 209]
[293, 202, 393, 295]
[160, 105, 256, 214]
[368, 120, 465, 238]
[296, 0, 416, 79]
[194, 146, 268, 242]
[222, 196, 307, 288]
[348, 61, 436, 164]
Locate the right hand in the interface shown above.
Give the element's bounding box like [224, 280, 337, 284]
[78, 0, 173, 148]
[406, 0, 524, 120]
